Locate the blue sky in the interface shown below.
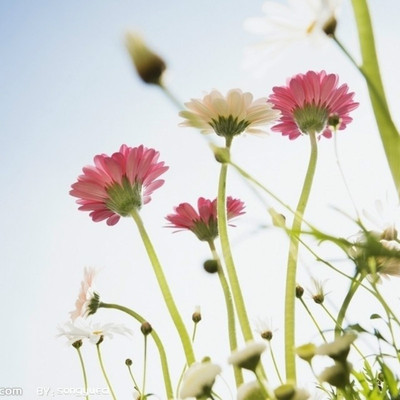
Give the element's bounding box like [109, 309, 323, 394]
[1, 0, 400, 398]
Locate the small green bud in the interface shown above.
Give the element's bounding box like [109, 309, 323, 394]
[261, 330, 273, 341]
[295, 343, 316, 363]
[192, 307, 202, 323]
[140, 321, 153, 336]
[323, 16, 337, 37]
[274, 384, 295, 400]
[125, 358, 133, 366]
[211, 144, 231, 164]
[203, 259, 218, 273]
[295, 285, 304, 298]
[72, 340, 83, 349]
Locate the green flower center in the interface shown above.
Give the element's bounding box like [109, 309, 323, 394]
[293, 104, 329, 135]
[209, 115, 250, 139]
[105, 177, 142, 216]
[191, 219, 219, 242]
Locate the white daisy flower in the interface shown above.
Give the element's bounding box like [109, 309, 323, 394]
[243, 0, 341, 70]
[316, 332, 356, 361]
[58, 318, 133, 346]
[237, 381, 265, 400]
[179, 89, 280, 141]
[228, 340, 267, 371]
[179, 361, 221, 399]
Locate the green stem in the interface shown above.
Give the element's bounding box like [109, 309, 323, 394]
[126, 364, 141, 395]
[269, 342, 283, 384]
[335, 274, 363, 338]
[130, 209, 195, 366]
[284, 131, 318, 383]
[299, 298, 327, 343]
[142, 335, 148, 398]
[96, 343, 117, 400]
[208, 240, 243, 387]
[99, 302, 173, 399]
[350, 0, 400, 195]
[217, 147, 253, 342]
[75, 347, 90, 400]
[158, 82, 183, 110]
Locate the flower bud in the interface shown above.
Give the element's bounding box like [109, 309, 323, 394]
[125, 358, 133, 366]
[192, 306, 202, 323]
[140, 321, 153, 336]
[295, 343, 316, 363]
[125, 32, 166, 85]
[295, 285, 304, 299]
[72, 340, 83, 349]
[203, 259, 218, 273]
[323, 16, 337, 37]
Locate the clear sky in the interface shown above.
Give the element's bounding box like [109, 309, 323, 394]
[1, 0, 400, 398]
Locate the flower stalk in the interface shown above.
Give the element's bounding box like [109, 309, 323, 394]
[130, 209, 195, 366]
[284, 130, 318, 383]
[99, 302, 173, 399]
[96, 341, 117, 400]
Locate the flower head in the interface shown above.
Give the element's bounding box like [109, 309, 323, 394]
[244, 0, 341, 70]
[179, 361, 221, 399]
[58, 318, 133, 346]
[237, 381, 265, 400]
[70, 145, 168, 226]
[179, 89, 280, 141]
[319, 361, 352, 388]
[165, 196, 245, 242]
[228, 340, 267, 371]
[269, 70, 358, 140]
[125, 32, 166, 85]
[70, 267, 100, 321]
[316, 332, 357, 362]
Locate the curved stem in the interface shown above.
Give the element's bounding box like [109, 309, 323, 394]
[75, 347, 90, 400]
[349, 0, 400, 195]
[284, 131, 318, 383]
[99, 302, 173, 399]
[96, 343, 117, 400]
[269, 342, 283, 384]
[335, 274, 363, 338]
[159, 82, 183, 110]
[130, 209, 195, 366]
[208, 240, 243, 387]
[217, 157, 253, 342]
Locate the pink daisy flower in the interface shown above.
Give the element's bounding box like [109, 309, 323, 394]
[166, 197, 245, 242]
[70, 145, 169, 226]
[70, 267, 100, 321]
[269, 70, 358, 140]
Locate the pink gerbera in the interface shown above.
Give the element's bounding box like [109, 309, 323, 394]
[269, 70, 358, 140]
[166, 197, 245, 242]
[70, 145, 168, 226]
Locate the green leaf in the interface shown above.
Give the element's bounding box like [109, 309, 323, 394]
[370, 313, 382, 320]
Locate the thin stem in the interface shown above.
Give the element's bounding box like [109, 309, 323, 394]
[284, 131, 318, 383]
[333, 133, 360, 219]
[99, 302, 173, 399]
[335, 274, 363, 338]
[320, 303, 339, 327]
[75, 346, 90, 400]
[142, 335, 148, 398]
[126, 364, 141, 395]
[217, 151, 253, 342]
[158, 82, 183, 110]
[96, 342, 117, 400]
[269, 342, 283, 384]
[299, 298, 327, 343]
[208, 240, 243, 387]
[130, 209, 195, 366]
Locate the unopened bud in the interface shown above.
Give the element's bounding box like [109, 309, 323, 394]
[125, 32, 166, 85]
[295, 285, 304, 298]
[192, 306, 202, 323]
[274, 384, 295, 400]
[211, 144, 231, 164]
[313, 293, 324, 304]
[125, 358, 133, 366]
[261, 330, 273, 341]
[140, 321, 153, 335]
[203, 259, 218, 273]
[323, 16, 337, 37]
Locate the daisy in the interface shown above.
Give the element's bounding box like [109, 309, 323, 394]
[274, 384, 310, 400]
[318, 361, 352, 389]
[269, 70, 358, 140]
[125, 32, 166, 85]
[165, 196, 245, 242]
[237, 381, 265, 400]
[179, 361, 221, 399]
[70, 145, 168, 226]
[316, 332, 357, 362]
[244, 0, 341, 68]
[179, 89, 280, 142]
[58, 318, 133, 346]
[228, 340, 267, 371]
[70, 267, 100, 321]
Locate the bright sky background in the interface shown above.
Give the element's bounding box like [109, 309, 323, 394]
[1, 0, 400, 399]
